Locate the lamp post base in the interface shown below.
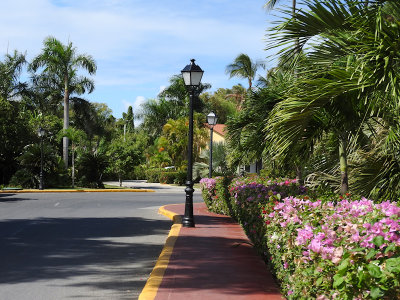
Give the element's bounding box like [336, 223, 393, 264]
[182, 180, 195, 227]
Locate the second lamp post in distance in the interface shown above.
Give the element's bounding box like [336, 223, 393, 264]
[37, 127, 45, 190]
[206, 112, 218, 179]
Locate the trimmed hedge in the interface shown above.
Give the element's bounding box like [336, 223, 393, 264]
[159, 171, 186, 185]
[145, 168, 186, 185]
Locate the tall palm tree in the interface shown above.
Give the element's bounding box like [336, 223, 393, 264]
[29, 36, 96, 168]
[0, 50, 26, 101]
[225, 54, 264, 90]
[263, 0, 390, 194]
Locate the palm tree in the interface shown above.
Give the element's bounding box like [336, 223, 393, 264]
[264, 0, 400, 194]
[29, 36, 96, 168]
[0, 50, 26, 101]
[225, 53, 264, 90]
[59, 128, 86, 188]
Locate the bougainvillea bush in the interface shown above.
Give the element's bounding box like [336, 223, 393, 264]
[262, 196, 400, 299]
[229, 177, 306, 252]
[199, 177, 216, 209]
[200, 176, 234, 215]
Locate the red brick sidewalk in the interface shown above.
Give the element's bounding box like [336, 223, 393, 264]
[153, 202, 283, 300]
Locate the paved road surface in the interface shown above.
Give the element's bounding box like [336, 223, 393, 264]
[0, 189, 202, 300]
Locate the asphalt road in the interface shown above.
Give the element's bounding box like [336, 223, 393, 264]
[0, 191, 203, 300]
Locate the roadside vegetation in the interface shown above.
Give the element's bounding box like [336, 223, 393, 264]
[200, 1, 400, 298]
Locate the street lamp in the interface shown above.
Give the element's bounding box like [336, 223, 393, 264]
[181, 59, 204, 228]
[206, 112, 218, 178]
[37, 127, 45, 190]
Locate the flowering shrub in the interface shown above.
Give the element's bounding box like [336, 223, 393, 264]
[199, 177, 216, 208]
[229, 177, 306, 252]
[262, 196, 400, 299]
[200, 177, 233, 215]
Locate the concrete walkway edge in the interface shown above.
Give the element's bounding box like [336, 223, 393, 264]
[138, 204, 182, 300]
[0, 189, 155, 193]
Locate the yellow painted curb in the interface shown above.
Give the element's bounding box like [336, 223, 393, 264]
[0, 189, 155, 193]
[138, 204, 182, 300]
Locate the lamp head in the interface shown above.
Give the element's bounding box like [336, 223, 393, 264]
[37, 127, 45, 137]
[181, 59, 204, 87]
[207, 111, 218, 126]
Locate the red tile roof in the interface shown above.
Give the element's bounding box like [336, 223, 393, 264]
[204, 124, 226, 137]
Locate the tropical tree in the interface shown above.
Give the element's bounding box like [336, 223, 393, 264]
[225, 53, 265, 90]
[107, 134, 142, 186]
[263, 0, 400, 195]
[200, 88, 238, 123]
[122, 105, 134, 136]
[157, 114, 208, 168]
[137, 97, 183, 138]
[0, 50, 27, 101]
[58, 127, 87, 188]
[29, 36, 97, 168]
[226, 70, 292, 170]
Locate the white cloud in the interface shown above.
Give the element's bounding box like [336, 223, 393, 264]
[0, 0, 274, 118]
[133, 96, 146, 114]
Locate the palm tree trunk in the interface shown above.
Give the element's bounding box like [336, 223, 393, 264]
[292, 0, 300, 53]
[72, 147, 75, 188]
[339, 134, 349, 195]
[296, 165, 304, 185]
[63, 77, 70, 168]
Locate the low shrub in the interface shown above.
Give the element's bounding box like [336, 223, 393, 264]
[200, 174, 400, 298]
[213, 176, 234, 216]
[159, 171, 186, 185]
[199, 177, 217, 209]
[262, 196, 400, 299]
[145, 168, 163, 183]
[173, 171, 187, 185]
[229, 177, 306, 251]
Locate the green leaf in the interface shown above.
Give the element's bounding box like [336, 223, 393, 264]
[384, 244, 395, 254]
[333, 274, 344, 289]
[372, 236, 385, 247]
[366, 249, 378, 260]
[386, 258, 400, 273]
[316, 277, 323, 286]
[370, 287, 384, 299]
[338, 258, 349, 274]
[357, 271, 367, 288]
[367, 263, 382, 278]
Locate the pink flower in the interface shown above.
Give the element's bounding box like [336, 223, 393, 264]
[309, 239, 322, 253]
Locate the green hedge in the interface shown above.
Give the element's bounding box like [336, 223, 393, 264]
[145, 168, 186, 185]
[159, 171, 186, 185]
[145, 168, 164, 183]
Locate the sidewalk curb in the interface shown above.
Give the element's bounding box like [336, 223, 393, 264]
[138, 204, 182, 300]
[0, 189, 155, 193]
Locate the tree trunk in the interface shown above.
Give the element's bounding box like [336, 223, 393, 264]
[72, 147, 75, 188]
[296, 165, 304, 186]
[63, 77, 69, 168]
[119, 175, 122, 187]
[292, 0, 300, 53]
[339, 134, 349, 195]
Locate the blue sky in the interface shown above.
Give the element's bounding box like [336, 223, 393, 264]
[1, 0, 278, 119]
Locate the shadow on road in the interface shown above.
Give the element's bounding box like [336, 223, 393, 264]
[0, 216, 170, 294]
[0, 194, 39, 202]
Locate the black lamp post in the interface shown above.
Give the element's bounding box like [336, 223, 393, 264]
[37, 127, 45, 190]
[206, 112, 218, 178]
[181, 59, 204, 228]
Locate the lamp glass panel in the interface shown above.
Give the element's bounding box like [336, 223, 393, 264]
[190, 71, 203, 86]
[182, 72, 191, 86]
